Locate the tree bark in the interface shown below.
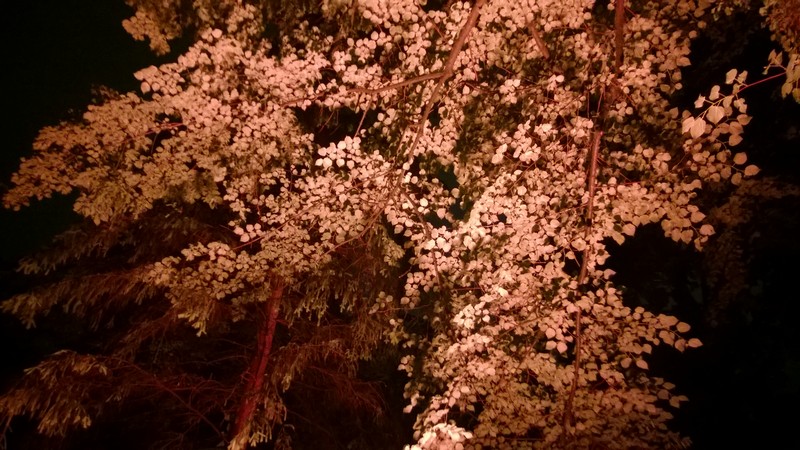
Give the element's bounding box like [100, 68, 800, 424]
[228, 280, 284, 450]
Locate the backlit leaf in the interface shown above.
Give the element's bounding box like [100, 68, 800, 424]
[706, 105, 724, 124]
[690, 117, 706, 138]
[744, 165, 760, 176]
[687, 338, 702, 348]
[725, 68, 738, 84]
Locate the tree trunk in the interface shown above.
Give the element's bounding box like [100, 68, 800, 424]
[228, 280, 284, 450]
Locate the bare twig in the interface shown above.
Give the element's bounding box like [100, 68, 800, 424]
[109, 357, 226, 441]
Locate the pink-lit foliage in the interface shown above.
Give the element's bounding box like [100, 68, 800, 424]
[1, 0, 797, 449]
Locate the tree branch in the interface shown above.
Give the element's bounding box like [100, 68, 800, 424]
[350, 71, 445, 95]
[578, 131, 602, 283]
[562, 130, 602, 444]
[528, 22, 550, 60]
[408, 0, 487, 155]
[229, 279, 284, 450]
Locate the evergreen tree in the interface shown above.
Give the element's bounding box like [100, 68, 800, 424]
[1, 0, 797, 449]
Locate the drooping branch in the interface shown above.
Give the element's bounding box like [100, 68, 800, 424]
[229, 279, 284, 450]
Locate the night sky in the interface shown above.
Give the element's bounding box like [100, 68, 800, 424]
[0, 0, 164, 402]
[1, 2, 799, 449]
[1, 0, 159, 268]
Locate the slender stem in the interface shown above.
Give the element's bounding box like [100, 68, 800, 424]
[350, 71, 445, 95]
[738, 71, 786, 93]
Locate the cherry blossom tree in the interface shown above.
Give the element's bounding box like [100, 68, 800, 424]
[1, 0, 797, 449]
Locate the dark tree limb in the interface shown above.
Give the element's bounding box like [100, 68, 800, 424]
[229, 279, 284, 450]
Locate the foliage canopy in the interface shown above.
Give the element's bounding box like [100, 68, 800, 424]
[2, 0, 798, 449]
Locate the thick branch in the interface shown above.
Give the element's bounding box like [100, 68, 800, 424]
[229, 280, 284, 450]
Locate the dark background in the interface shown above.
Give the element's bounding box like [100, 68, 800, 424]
[0, 0, 163, 400]
[1, 0, 155, 267]
[1, 1, 799, 448]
